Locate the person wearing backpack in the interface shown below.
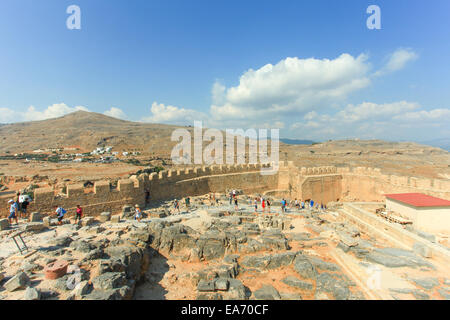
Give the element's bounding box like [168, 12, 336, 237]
[54, 205, 66, 225]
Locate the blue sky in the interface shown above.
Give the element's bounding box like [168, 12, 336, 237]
[0, 0, 449, 142]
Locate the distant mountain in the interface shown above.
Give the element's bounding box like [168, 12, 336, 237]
[419, 139, 450, 151]
[280, 138, 316, 145]
[0, 111, 185, 154]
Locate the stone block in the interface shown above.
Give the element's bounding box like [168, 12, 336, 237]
[111, 215, 121, 223]
[214, 278, 229, 291]
[81, 217, 95, 227]
[24, 287, 41, 300]
[99, 212, 111, 223]
[29, 212, 42, 222]
[4, 272, 31, 292]
[0, 219, 9, 231]
[23, 222, 45, 233]
[197, 280, 215, 292]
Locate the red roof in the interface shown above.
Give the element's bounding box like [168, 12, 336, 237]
[385, 193, 450, 208]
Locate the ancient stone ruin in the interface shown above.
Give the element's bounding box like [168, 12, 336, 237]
[0, 162, 449, 300]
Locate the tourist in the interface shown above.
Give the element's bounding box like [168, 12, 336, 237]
[185, 196, 191, 212]
[54, 205, 66, 225]
[262, 198, 266, 213]
[301, 200, 305, 210]
[174, 199, 180, 214]
[266, 199, 271, 213]
[281, 198, 287, 213]
[135, 204, 142, 222]
[21, 197, 30, 219]
[15, 192, 21, 218]
[310, 199, 314, 208]
[234, 197, 239, 211]
[295, 198, 300, 211]
[254, 198, 258, 213]
[229, 191, 233, 205]
[145, 189, 150, 205]
[8, 199, 18, 225]
[75, 204, 83, 223]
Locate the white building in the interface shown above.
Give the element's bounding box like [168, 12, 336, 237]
[385, 193, 450, 235]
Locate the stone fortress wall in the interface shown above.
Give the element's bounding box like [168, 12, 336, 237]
[3, 163, 449, 217]
[338, 167, 450, 202]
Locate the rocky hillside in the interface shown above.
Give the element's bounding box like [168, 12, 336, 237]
[0, 111, 185, 155]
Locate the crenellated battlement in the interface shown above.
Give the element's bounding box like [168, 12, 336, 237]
[337, 166, 450, 193]
[29, 163, 275, 216]
[338, 166, 450, 201]
[299, 166, 338, 175]
[20, 163, 449, 218]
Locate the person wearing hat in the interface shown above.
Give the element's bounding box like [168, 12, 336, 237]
[8, 199, 19, 225]
[135, 204, 142, 222]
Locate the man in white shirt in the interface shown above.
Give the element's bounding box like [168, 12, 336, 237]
[8, 199, 18, 225]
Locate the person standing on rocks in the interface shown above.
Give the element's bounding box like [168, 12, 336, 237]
[8, 199, 19, 225]
[254, 198, 258, 213]
[54, 205, 66, 225]
[135, 204, 142, 222]
[185, 197, 190, 212]
[266, 199, 271, 213]
[234, 197, 239, 211]
[15, 192, 21, 218]
[262, 198, 266, 213]
[281, 198, 287, 213]
[173, 199, 180, 214]
[21, 197, 30, 219]
[145, 189, 150, 206]
[75, 204, 83, 223]
[295, 199, 300, 211]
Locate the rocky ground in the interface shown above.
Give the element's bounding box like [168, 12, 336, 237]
[0, 194, 449, 300]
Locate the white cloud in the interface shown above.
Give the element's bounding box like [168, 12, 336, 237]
[25, 103, 88, 121]
[0, 108, 18, 123]
[210, 53, 371, 124]
[395, 108, 450, 122]
[0, 103, 89, 123]
[375, 48, 418, 76]
[104, 107, 127, 119]
[142, 102, 207, 125]
[290, 101, 449, 141]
